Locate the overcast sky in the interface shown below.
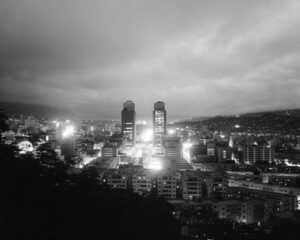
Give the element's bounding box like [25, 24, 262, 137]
[0, 0, 300, 119]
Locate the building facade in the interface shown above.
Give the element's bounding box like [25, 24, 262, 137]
[121, 100, 136, 147]
[153, 101, 167, 154]
[157, 172, 177, 199]
[61, 136, 75, 159]
[132, 173, 152, 194]
[182, 171, 203, 200]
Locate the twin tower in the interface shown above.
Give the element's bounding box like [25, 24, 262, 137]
[121, 100, 167, 147]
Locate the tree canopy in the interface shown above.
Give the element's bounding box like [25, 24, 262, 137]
[0, 143, 180, 239]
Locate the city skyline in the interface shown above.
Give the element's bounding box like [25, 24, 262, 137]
[2, 1, 300, 239]
[1, 0, 300, 119]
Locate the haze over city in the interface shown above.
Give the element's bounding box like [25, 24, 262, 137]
[3, 1, 300, 239]
[1, 0, 300, 119]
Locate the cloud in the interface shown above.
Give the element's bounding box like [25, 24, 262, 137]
[0, 0, 300, 119]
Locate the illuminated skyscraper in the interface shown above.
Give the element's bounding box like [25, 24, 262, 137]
[61, 137, 75, 159]
[153, 101, 167, 153]
[60, 125, 76, 159]
[121, 100, 136, 147]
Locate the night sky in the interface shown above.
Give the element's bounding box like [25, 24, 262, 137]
[0, 0, 300, 119]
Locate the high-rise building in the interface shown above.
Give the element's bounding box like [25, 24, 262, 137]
[259, 146, 275, 163]
[60, 124, 76, 159]
[216, 146, 232, 163]
[61, 136, 75, 159]
[207, 142, 216, 156]
[121, 100, 136, 147]
[242, 146, 274, 164]
[163, 137, 181, 157]
[242, 146, 259, 164]
[153, 101, 167, 153]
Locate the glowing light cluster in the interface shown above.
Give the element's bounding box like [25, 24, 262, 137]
[137, 149, 143, 158]
[168, 129, 175, 135]
[220, 134, 225, 138]
[125, 147, 134, 157]
[146, 159, 162, 170]
[285, 159, 300, 168]
[182, 142, 193, 163]
[62, 125, 75, 138]
[182, 142, 192, 150]
[52, 120, 60, 128]
[148, 162, 162, 170]
[137, 120, 147, 125]
[18, 140, 33, 154]
[141, 128, 153, 142]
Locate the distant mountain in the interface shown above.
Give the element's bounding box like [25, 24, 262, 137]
[172, 108, 300, 135]
[177, 109, 300, 135]
[240, 109, 300, 118]
[0, 102, 74, 119]
[180, 116, 212, 122]
[175, 109, 300, 124]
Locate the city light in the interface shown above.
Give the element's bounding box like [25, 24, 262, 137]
[182, 142, 192, 163]
[137, 149, 142, 158]
[125, 147, 134, 157]
[2, 1, 300, 237]
[182, 142, 192, 150]
[146, 159, 162, 170]
[140, 128, 153, 142]
[62, 125, 75, 138]
[137, 120, 147, 125]
[148, 162, 162, 170]
[168, 129, 175, 135]
[18, 140, 34, 154]
[284, 159, 300, 168]
[52, 120, 60, 128]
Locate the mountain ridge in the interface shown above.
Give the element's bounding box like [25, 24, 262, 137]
[0, 102, 74, 119]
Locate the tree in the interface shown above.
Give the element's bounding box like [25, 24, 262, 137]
[0, 108, 8, 132]
[0, 109, 9, 143]
[36, 143, 69, 188]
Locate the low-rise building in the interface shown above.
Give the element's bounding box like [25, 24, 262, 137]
[157, 172, 177, 199]
[228, 178, 300, 209]
[182, 171, 203, 200]
[207, 173, 228, 200]
[240, 200, 265, 224]
[132, 173, 152, 194]
[102, 142, 120, 157]
[212, 200, 242, 221]
[107, 172, 127, 189]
